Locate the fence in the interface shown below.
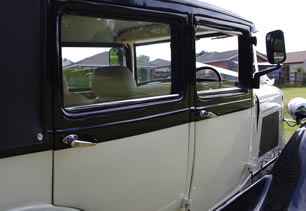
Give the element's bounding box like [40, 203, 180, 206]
[270, 71, 306, 87]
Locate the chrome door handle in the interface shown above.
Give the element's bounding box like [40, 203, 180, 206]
[63, 134, 96, 148]
[199, 110, 218, 119]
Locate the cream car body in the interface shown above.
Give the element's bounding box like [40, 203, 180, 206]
[0, 0, 288, 210]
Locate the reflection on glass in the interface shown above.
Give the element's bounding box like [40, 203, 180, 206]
[61, 14, 173, 107]
[273, 39, 285, 63]
[195, 29, 239, 92]
[136, 42, 171, 84]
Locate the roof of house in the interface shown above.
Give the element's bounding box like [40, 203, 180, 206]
[136, 60, 157, 68]
[256, 51, 268, 60]
[62, 58, 73, 67]
[71, 52, 110, 67]
[150, 59, 171, 67]
[196, 50, 267, 64]
[284, 51, 306, 64]
[196, 50, 238, 63]
[64, 51, 167, 69]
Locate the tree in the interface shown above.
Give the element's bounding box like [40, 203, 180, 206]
[196, 50, 217, 57]
[296, 66, 304, 72]
[196, 50, 209, 57]
[137, 55, 150, 62]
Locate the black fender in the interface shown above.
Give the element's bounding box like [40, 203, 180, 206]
[216, 124, 306, 211]
[288, 125, 306, 210]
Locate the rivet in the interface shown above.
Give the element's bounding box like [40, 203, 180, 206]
[37, 133, 44, 141]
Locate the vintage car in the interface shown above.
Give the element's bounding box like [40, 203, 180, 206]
[1, 0, 305, 210]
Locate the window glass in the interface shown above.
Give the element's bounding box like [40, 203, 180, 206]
[136, 42, 171, 84]
[195, 28, 239, 93]
[61, 14, 172, 108]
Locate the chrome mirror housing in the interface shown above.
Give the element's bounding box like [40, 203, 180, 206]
[288, 97, 306, 120]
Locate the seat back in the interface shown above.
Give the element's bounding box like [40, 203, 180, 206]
[62, 73, 91, 106]
[92, 66, 137, 101]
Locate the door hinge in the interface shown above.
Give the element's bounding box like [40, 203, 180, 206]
[182, 198, 192, 211]
[245, 162, 256, 178]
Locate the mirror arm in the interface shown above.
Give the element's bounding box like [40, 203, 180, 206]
[252, 64, 281, 88]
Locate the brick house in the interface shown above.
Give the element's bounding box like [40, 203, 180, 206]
[283, 51, 306, 84]
[63, 51, 171, 83]
[196, 50, 284, 84]
[196, 50, 268, 72]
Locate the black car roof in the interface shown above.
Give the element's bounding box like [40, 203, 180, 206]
[88, 0, 255, 31]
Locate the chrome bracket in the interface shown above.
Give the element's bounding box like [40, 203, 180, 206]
[182, 198, 192, 211]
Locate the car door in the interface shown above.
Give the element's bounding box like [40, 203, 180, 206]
[52, 2, 190, 211]
[189, 18, 256, 210]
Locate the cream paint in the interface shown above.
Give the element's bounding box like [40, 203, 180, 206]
[254, 85, 285, 164]
[0, 151, 53, 210]
[8, 205, 80, 211]
[54, 124, 189, 211]
[190, 108, 253, 210]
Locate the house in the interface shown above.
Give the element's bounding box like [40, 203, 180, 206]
[150, 59, 171, 72]
[135, 60, 158, 83]
[63, 52, 110, 69]
[196, 50, 283, 83]
[283, 51, 306, 84]
[63, 51, 172, 83]
[63, 52, 170, 71]
[62, 58, 73, 67]
[196, 50, 239, 71]
[196, 50, 268, 70]
[136, 59, 171, 83]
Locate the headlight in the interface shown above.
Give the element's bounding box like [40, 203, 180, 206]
[288, 97, 306, 120]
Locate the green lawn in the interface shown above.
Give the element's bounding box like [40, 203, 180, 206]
[280, 87, 306, 142]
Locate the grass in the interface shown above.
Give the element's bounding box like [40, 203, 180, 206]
[280, 86, 306, 142]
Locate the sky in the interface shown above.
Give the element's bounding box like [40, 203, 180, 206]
[62, 0, 306, 62]
[200, 0, 306, 54]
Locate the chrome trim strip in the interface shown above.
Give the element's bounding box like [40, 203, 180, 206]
[196, 98, 252, 110]
[253, 156, 278, 176]
[196, 25, 243, 36]
[195, 16, 251, 32]
[65, 94, 180, 112]
[197, 87, 243, 95]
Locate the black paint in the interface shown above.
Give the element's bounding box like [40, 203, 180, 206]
[0, 0, 257, 157]
[259, 112, 279, 157]
[0, 0, 51, 158]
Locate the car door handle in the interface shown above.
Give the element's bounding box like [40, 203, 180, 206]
[199, 110, 218, 119]
[63, 134, 96, 148]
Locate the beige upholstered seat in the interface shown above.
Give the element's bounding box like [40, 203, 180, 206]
[92, 66, 172, 103]
[92, 66, 138, 102]
[137, 82, 171, 96]
[62, 75, 91, 106]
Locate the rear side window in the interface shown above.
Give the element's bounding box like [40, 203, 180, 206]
[61, 14, 173, 108]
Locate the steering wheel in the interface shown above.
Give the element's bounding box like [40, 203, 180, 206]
[196, 66, 222, 82]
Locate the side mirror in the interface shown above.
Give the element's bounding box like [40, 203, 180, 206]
[266, 30, 286, 64]
[251, 30, 286, 88]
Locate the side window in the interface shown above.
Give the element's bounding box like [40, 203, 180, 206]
[61, 14, 173, 108]
[136, 42, 171, 84]
[195, 28, 240, 93]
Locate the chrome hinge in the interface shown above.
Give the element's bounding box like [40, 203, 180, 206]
[245, 162, 256, 173]
[182, 198, 192, 211]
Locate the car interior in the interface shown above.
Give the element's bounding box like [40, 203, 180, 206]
[61, 14, 238, 107]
